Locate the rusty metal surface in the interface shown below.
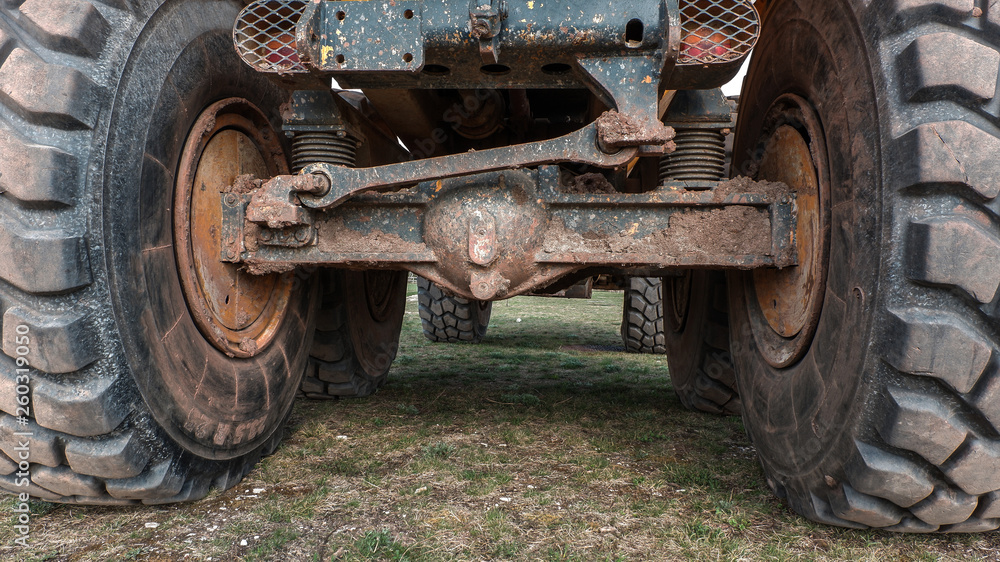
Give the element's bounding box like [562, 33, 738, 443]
[234, 0, 756, 91]
[528, 277, 595, 299]
[469, 0, 507, 64]
[304, 0, 424, 71]
[578, 56, 676, 152]
[174, 98, 294, 358]
[245, 173, 327, 229]
[297, 0, 670, 87]
[226, 166, 796, 301]
[246, 118, 648, 214]
[746, 93, 830, 369]
[752, 125, 818, 338]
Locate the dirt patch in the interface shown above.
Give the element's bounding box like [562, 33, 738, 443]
[713, 175, 791, 202]
[242, 257, 297, 275]
[595, 110, 676, 149]
[318, 217, 429, 256]
[229, 173, 264, 194]
[667, 206, 771, 256]
[562, 172, 617, 194]
[541, 207, 772, 258]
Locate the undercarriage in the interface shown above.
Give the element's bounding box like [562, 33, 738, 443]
[227, 0, 794, 301]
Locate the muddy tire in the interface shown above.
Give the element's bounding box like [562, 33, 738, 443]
[663, 272, 740, 416]
[300, 270, 407, 399]
[620, 277, 667, 354]
[0, 1, 319, 504]
[417, 277, 492, 343]
[729, 0, 1000, 531]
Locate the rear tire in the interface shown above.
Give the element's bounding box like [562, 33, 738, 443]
[663, 272, 740, 416]
[417, 277, 492, 344]
[729, 0, 1000, 532]
[0, 0, 316, 504]
[620, 277, 667, 354]
[300, 270, 407, 399]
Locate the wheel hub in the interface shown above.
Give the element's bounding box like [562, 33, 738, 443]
[174, 98, 293, 358]
[746, 94, 829, 368]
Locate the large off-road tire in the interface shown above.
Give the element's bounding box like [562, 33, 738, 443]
[663, 272, 740, 416]
[729, 0, 1000, 531]
[620, 277, 667, 354]
[417, 277, 492, 343]
[300, 270, 407, 399]
[0, 0, 318, 504]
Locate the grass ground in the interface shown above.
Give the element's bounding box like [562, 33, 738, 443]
[2, 284, 1000, 560]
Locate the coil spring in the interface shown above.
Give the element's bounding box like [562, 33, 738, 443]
[659, 128, 727, 182]
[291, 132, 358, 172]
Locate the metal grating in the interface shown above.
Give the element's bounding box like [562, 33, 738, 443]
[678, 0, 759, 66]
[234, 0, 308, 73]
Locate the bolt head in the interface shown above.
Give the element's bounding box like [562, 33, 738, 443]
[295, 228, 309, 242]
[224, 193, 238, 206]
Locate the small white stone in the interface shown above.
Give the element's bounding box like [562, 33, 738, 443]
[337, 435, 349, 440]
[240, 539, 248, 546]
[500, 497, 511, 502]
[144, 522, 159, 529]
[516, 318, 522, 323]
[219, 506, 227, 511]
[253, 488, 265, 494]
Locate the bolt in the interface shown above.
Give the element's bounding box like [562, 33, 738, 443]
[472, 20, 492, 38]
[223, 250, 236, 261]
[224, 193, 238, 206]
[260, 230, 274, 242]
[295, 228, 309, 242]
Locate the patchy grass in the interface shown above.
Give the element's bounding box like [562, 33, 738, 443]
[0, 285, 998, 560]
